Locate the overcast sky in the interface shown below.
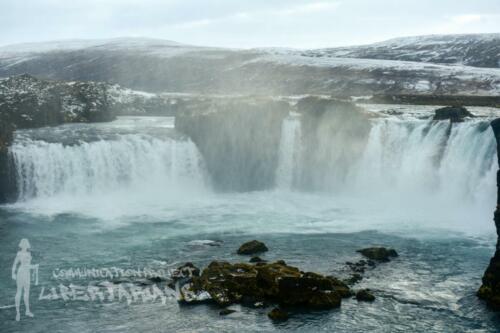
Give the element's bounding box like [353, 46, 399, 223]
[1, 0, 499, 49]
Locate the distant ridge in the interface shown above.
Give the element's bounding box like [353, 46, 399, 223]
[302, 33, 500, 68]
[0, 37, 193, 55]
[0, 34, 499, 97]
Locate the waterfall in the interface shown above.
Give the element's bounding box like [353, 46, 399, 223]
[275, 114, 497, 210]
[10, 134, 208, 201]
[7, 114, 498, 219]
[353, 119, 496, 202]
[275, 112, 302, 189]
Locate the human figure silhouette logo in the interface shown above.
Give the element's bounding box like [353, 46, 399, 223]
[11, 238, 38, 321]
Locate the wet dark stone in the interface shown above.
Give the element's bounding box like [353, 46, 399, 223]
[357, 247, 398, 262]
[237, 240, 269, 255]
[345, 273, 363, 286]
[219, 309, 236, 316]
[356, 289, 375, 302]
[249, 256, 266, 263]
[184, 260, 348, 309]
[267, 308, 289, 321]
[433, 106, 474, 123]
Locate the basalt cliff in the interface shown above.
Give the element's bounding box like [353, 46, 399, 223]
[478, 119, 500, 309]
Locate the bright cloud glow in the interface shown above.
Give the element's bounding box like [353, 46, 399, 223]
[451, 14, 483, 24]
[277, 2, 341, 16]
[0, 0, 498, 48]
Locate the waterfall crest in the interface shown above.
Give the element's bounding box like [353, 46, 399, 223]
[275, 116, 497, 208]
[10, 134, 207, 201]
[353, 119, 496, 201]
[7, 115, 497, 217]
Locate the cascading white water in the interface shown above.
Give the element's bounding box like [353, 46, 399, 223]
[7, 114, 498, 229]
[275, 115, 497, 211]
[353, 119, 496, 202]
[11, 134, 208, 201]
[275, 112, 302, 190]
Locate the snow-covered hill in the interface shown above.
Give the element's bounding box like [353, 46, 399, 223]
[0, 35, 499, 97]
[299, 34, 500, 68]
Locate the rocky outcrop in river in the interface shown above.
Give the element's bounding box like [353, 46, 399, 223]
[172, 241, 400, 321]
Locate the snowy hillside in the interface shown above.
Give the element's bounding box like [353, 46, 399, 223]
[0, 35, 499, 97]
[299, 34, 500, 68]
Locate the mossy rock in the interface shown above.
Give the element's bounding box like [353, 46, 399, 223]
[188, 260, 349, 310]
[268, 307, 288, 321]
[357, 247, 398, 262]
[237, 240, 269, 255]
[249, 256, 266, 263]
[356, 289, 375, 302]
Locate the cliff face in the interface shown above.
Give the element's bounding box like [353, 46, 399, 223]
[0, 74, 114, 128]
[0, 74, 115, 202]
[478, 118, 500, 309]
[0, 122, 15, 202]
[175, 96, 372, 192]
[296, 97, 372, 191]
[176, 97, 290, 192]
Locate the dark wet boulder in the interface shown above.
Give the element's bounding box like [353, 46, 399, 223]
[323, 275, 352, 298]
[346, 259, 377, 274]
[190, 261, 265, 306]
[237, 240, 269, 255]
[268, 307, 289, 321]
[186, 260, 349, 309]
[219, 308, 236, 316]
[345, 273, 363, 286]
[249, 256, 266, 263]
[357, 247, 398, 262]
[356, 289, 375, 302]
[433, 106, 474, 122]
[276, 272, 345, 309]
